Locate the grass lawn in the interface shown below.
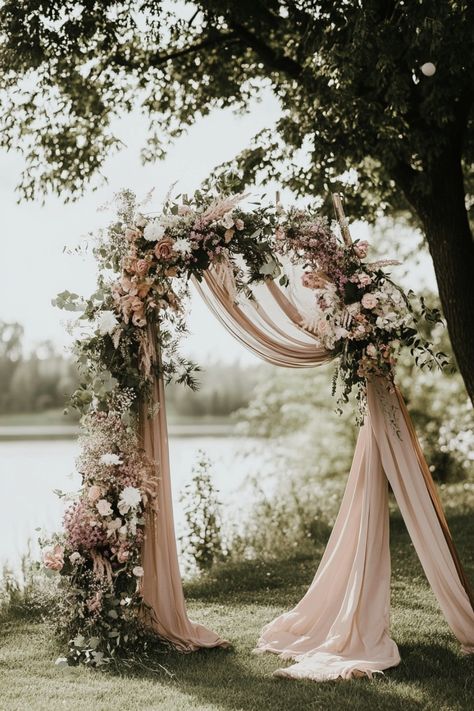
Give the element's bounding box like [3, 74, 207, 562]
[1, 513, 473, 711]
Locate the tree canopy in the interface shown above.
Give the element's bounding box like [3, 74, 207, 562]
[0, 1, 471, 215]
[1, 1, 474, 402]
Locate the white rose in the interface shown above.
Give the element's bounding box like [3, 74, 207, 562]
[100, 453, 122, 466]
[143, 219, 166, 241]
[132, 566, 144, 577]
[97, 311, 119, 336]
[69, 552, 82, 565]
[96, 499, 113, 517]
[135, 214, 147, 227]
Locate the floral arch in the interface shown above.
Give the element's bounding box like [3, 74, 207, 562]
[44, 190, 474, 679]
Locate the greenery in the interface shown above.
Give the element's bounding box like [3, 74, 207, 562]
[179, 452, 226, 573]
[1, 489, 473, 710]
[1, 1, 473, 404]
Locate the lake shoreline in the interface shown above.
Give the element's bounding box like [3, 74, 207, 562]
[0, 422, 240, 441]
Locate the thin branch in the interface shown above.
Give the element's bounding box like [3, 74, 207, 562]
[228, 21, 304, 80]
[110, 31, 240, 70]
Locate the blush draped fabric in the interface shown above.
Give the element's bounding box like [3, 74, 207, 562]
[193, 266, 474, 680]
[138, 263, 473, 676]
[139, 355, 228, 650]
[255, 379, 474, 680]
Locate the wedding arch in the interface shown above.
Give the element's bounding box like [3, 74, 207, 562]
[44, 190, 474, 679]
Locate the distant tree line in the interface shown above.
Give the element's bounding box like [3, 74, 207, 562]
[0, 322, 79, 415]
[0, 321, 260, 419]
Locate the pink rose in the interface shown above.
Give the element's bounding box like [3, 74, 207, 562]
[361, 293, 378, 309]
[354, 240, 369, 259]
[88, 485, 102, 503]
[366, 343, 377, 358]
[135, 259, 150, 276]
[235, 218, 244, 231]
[154, 237, 175, 261]
[357, 273, 372, 287]
[117, 548, 130, 563]
[43, 544, 64, 572]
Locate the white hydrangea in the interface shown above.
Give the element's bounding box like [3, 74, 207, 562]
[173, 238, 192, 255]
[118, 485, 142, 515]
[96, 311, 119, 336]
[143, 219, 166, 241]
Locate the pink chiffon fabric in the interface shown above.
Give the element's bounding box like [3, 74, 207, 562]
[139, 356, 228, 650]
[137, 262, 473, 675]
[191, 267, 474, 680]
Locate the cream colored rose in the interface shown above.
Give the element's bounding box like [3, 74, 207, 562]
[88, 485, 102, 502]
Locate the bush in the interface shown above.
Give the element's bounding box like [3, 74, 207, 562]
[179, 452, 227, 573]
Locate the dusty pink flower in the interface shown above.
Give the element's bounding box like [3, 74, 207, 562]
[117, 548, 130, 563]
[301, 271, 329, 290]
[135, 259, 150, 276]
[235, 218, 244, 230]
[122, 256, 138, 273]
[224, 228, 234, 243]
[88, 485, 102, 503]
[354, 240, 369, 259]
[125, 228, 139, 242]
[361, 293, 378, 309]
[366, 343, 377, 358]
[154, 237, 175, 261]
[357, 272, 372, 287]
[43, 544, 64, 572]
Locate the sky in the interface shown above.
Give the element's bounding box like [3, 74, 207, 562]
[0, 88, 436, 365]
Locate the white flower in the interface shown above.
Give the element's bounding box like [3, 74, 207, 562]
[143, 219, 166, 241]
[132, 566, 144, 577]
[173, 238, 192, 255]
[97, 311, 119, 336]
[96, 499, 113, 517]
[100, 453, 122, 466]
[118, 486, 142, 515]
[69, 552, 82, 565]
[135, 213, 147, 227]
[334, 327, 349, 341]
[128, 515, 138, 536]
[220, 211, 234, 229]
[107, 517, 122, 532]
[366, 343, 377, 357]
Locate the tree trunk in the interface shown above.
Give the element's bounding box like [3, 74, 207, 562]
[408, 157, 474, 406]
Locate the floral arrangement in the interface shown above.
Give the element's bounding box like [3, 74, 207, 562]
[42, 391, 157, 665]
[43, 188, 444, 666]
[273, 209, 446, 413]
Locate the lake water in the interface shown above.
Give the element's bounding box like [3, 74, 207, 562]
[0, 436, 272, 571]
